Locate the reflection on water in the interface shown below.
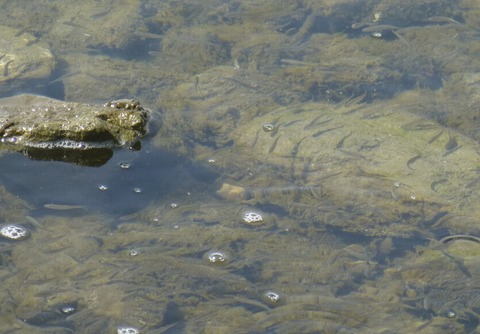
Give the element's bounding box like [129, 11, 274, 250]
[1, 0, 480, 333]
[0, 144, 216, 216]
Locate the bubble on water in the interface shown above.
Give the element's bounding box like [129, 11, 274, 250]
[119, 161, 131, 169]
[1, 137, 17, 144]
[129, 250, 138, 257]
[262, 290, 284, 306]
[203, 250, 230, 266]
[262, 123, 275, 132]
[60, 304, 77, 315]
[117, 327, 139, 334]
[446, 310, 457, 318]
[0, 224, 30, 241]
[241, 210, 263, 224]
[98, 184, 108, 191]
[25, 140, 114, 150]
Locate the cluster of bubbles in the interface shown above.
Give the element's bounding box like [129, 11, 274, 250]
[200, 208, 284, 309]
[107, 99, 142, 111]
[0, 137, 17, 144]
[0, 224, 30, 241]
[242, 211, 263, 224]
[25, 139, 114, 150]
[117, 327, 139, 334]
[202, 246, 285, 305]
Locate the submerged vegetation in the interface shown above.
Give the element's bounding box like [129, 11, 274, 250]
[1, 0, 480, 332]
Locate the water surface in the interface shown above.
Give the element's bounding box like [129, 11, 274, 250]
[1, 0, 480, 333]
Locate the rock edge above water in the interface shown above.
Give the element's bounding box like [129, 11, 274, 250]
[0, 95, 149, 150]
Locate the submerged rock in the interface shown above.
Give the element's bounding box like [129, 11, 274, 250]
[209, 90, 480, 237]
[0, 95, 149, 165]
[0, 26, 54, 96]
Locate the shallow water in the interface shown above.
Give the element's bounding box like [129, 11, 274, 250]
[0, 143, 217, 216]
[1, 0, 480, 333]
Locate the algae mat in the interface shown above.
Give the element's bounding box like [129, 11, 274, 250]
[223, 91, 480, 237]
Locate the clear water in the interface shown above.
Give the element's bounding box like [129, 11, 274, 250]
[1, 0, 480, 333]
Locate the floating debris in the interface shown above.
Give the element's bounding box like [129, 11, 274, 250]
[119, 161, 131, 169]
[0, 224, 30, 241]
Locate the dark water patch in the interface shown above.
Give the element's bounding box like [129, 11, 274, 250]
[253, 203, 287, 218]
[162, 301, 184, 327]
[309, 81, 400, 103]
[273, 2, 375, 39]
[0, 143, 218, 216]
[230, 261, 264, 284]
[21, 302, 78, 328]
[326, 225, 430, 265]
[326, 226, 372, 245]
[98, 37, 158, 61]
[373, 236, 429, 265]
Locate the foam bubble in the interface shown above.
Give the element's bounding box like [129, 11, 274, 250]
[117, 327, 139, 334]
[262, 290, 283, 305]
[0, 224, 30, 241]
[242, 210, 263, 224]
[203, 250, 230, 266]
[24, 139, 115, 150]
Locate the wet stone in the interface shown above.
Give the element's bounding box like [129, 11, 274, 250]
[0, 95, 149, 157]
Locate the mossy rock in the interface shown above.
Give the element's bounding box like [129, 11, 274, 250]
[0, 95, 148, 149]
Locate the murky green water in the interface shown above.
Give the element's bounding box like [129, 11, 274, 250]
[2, 0, 480, 333]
